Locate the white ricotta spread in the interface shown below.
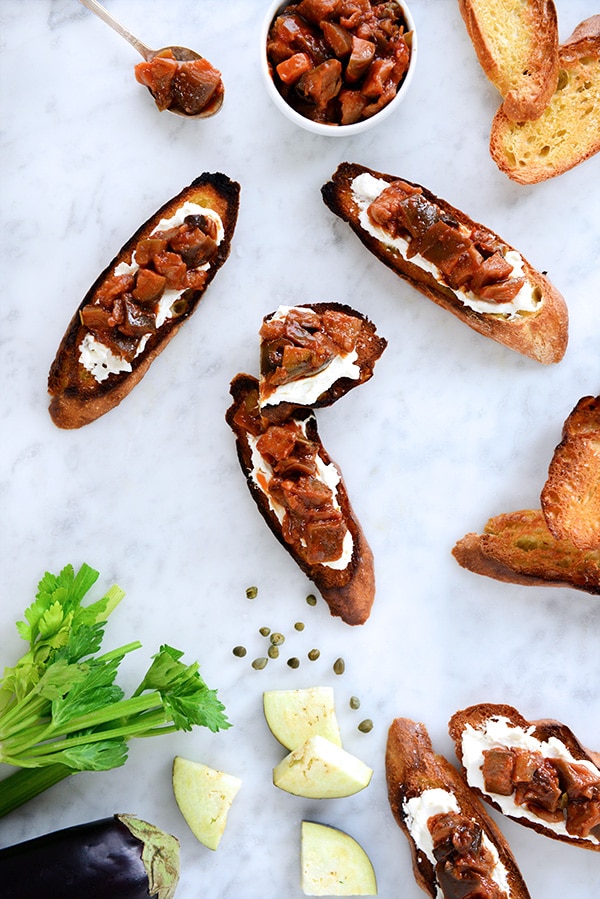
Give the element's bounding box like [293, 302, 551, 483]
[79, 202, 224, 381]
[460, 716, 600, 844]
[247, 419, 353, 570]
[260, 305, 360, 408]
[351, 173, 542, 319]
[403, 788, 511, 899]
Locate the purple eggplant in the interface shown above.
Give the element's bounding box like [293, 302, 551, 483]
[0, 813, 180, 898]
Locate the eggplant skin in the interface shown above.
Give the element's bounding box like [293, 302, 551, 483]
[0, 814, 180, 899]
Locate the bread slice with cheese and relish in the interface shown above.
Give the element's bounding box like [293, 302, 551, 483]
[48, 173, 240, 428]
[321, 162, 568, 364]
[449, 703, 600, 851]
[258, 302, 387, 424]
[226, 373, 375, 626]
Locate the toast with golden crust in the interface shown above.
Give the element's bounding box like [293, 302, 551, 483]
[541, 396, 600, 551]
[226, 373, 375, 625]
[490, 17, 600, 183]
[258, 302, 387, 424]
[386, 717, 532, 898]
[48, 173, 240, 428]
[452, 509, 600, 594]
[458, 0, 559, 121]
[321, 162, 568, 364]
[448, 703, 600, 851]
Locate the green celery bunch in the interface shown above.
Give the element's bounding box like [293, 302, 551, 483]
[0, 563, 230, 817]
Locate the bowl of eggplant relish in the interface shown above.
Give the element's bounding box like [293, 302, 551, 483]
[262, 0, 417, 136]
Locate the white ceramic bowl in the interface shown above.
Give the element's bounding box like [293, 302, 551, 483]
[260, 0, 417, 137]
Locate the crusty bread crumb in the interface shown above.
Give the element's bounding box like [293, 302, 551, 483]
[452, 509, 600, 593]
[541, 396, 600, 550]
[490, 16, 600, 183]
[458, 0, 559, 121]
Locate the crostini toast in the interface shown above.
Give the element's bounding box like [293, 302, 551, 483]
[490, 16, 600, 183]
[258, 302, 387, 423]
[448, 703, 600, 851]
[541, 395, 600, 550]
[458, 0, 559, 121]
[321, 162, 568, 364]
[386, 717, 532, 898]
[226, 373, 375, 625]
[48, 173, 240, 428]
[452, 509, 600, 594]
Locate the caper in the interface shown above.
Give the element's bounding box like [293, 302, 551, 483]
[294, 621, 305, 631]
[349, 696, 361, 710]
[308, 648, 320, 661]
[251, 657, 268, 670]
[270, 632, 285, 646]
[268, 645, 280, 659]
[333, 657, 345, 675]
[358, 719, 373, 733]
[246, 586, 258, 599]
[287, 657, 300, 669]
[259, 626, 271, 637]
[305, 593, 317, 606]
[232, 645, 247, 658]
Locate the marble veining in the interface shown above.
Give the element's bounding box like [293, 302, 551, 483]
[0, 2, 599, 898]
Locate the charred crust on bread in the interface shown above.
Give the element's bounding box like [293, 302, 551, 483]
[258, 301, 387, 423]
[541, 396, 600, 551]
[48, 173, 241, 428]
[321, 162, 568, 364]
[226, 373, 375, 626]
[386, 717, 532, 898]
[448, 703, 600, 851]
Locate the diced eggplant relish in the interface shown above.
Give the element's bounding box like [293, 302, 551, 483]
[368, 180, 528, 303]
[233, 388, 348, 567]
[267, 0, 411, 125]
[260, 306, 361, 397]
[79, 213, 219, 363]
[429, 812, 506, 899]
[134, 49, 224, 116]
[482, 746, 600, 839]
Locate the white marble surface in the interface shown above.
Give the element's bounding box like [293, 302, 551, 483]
[1, 1, 599, 896]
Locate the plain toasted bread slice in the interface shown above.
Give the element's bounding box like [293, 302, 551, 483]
[452, 509, 600, 594]
[48, 173, 240, 428]
[448, 703, 600, 851]
[458, 0, 559, 121]
[541, 396, 600, 550]
[226, 373, 375, 625]
[321, 162, 568, 364]
[490, 16, 600, 183]
[258, 302, 387, 423]
[386, 717, 532, 898]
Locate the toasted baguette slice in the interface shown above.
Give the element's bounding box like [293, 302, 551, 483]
[541, 396, 600, 550]
[490, 16, 600, 184]
[226, 373, 375, 625]
[386, 717, 532, 899]
[48, 173, 240, 428]
[321, 162, 568, 364]
[452, 509, 600, 593]
[258, 302, 387, 423]
[448, 703, 600, 851]
[458, 0, 559, 121]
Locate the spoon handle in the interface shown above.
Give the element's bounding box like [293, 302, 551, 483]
[78, 0, 153, 60]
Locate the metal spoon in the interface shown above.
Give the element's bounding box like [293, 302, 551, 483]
[78, 0, 224, 118]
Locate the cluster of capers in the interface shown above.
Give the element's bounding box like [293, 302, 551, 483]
[233, 586, 373, 734]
